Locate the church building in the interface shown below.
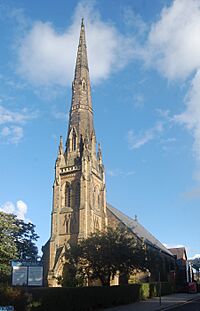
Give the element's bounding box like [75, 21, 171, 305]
[43, 20, 174, 287]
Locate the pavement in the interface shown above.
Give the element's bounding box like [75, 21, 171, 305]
[100, 293, 200, 311]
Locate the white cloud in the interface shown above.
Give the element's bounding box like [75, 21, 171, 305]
[0, 201, 15, 214]
[184, 186, 200, 200]
[0, 105, 32, 125]
[0, 200, 28, 221]
[0, 125, 23, 144]
[127, 122, 163, 149]
[17, 1, 135, 86]
[190, 254, 200, 260]
[0, 105, 36, 144]
[16, 200, 27, 220]
[11, 126, 23, 144]
[174, 70, 200, 160]
[1, 126, 10, 137]
[145, 0, 200, 80]
[123, 6, 147, 36]
[142, 0, 200, 162]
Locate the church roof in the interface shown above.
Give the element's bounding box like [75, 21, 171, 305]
[168, 247, 187, 260]
[107, 203, 173, 257]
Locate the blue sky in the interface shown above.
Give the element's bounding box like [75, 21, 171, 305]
[0, 0, 200, 259]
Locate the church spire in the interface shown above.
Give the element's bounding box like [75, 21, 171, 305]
[74, 18, 89, 79]
[66, 19, 95, 153]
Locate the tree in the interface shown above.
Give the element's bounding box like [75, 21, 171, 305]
[145, 247, 175, 282]
[13, 219, 39, 261]
[0, 213, 19, 282]
[0, 211, 39, 283]
[65, 226, 147, 286]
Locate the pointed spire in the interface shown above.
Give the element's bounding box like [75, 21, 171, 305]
[66, 19, 95, 151]
[58, 136, 63, 155]
[74, 18, 89, 79]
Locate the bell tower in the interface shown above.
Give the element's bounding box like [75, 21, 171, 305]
[47, 19, 107, 286]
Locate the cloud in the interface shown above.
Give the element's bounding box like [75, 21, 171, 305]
[16, 1, 135, 86]
[144, 0, 200, 80]
[16, 200, 27, 220]
[174, 70, 200, 160]
[0, 125, 23, 144]
[52, 111, 67, 120]
[183, 186, 200, 200]
[127, 122, 163, 149]
[142, 0, 200, 162]
[0, 105, 36, 144]
[0, 200, 28, 221]
[190, 254, 200, 260]
[133, 94, 145, 109]
[0, 105, 32, 125]
[123, 6, 147, 36]
[107, 169, 135, 177]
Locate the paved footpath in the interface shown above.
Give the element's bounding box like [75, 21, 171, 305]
[100, 293, 200, 311]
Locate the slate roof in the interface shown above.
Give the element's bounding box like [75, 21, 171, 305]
[107, 203, 173, 257]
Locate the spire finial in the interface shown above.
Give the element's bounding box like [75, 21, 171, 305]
[81, 18, 84, 27]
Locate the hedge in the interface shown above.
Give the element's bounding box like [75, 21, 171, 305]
[0, 282, 174, 311]
[28, 282, 174, 311]
[28, 285, 140, 311]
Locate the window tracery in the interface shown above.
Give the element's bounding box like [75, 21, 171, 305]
[65, 183, 71, 207]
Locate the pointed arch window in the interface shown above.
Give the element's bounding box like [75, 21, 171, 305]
[65, 183, 71, 207]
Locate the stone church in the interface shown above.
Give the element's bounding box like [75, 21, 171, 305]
[43, 20, 174, 287]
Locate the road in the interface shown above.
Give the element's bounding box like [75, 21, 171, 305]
[168, 298, 200, 310]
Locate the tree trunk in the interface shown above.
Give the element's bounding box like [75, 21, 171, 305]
[100, 274, 110, 286]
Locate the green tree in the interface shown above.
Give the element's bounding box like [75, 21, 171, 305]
[0, 212, 39, 283]
[13, 219, 39, 261]
[0, 213, 19, 282]
[65, 227, 147, 286]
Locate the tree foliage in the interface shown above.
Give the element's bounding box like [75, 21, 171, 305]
[145, 247, 175, 282]
[0, 211, 39, 282]
[13, 219, 39, 261]
[65, 226, 147, 286]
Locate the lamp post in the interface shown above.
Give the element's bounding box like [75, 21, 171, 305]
[158, 270, 161, 307]
[158, 249, 162, 307]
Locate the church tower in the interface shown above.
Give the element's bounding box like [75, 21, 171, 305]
[47, 19, 107, 286]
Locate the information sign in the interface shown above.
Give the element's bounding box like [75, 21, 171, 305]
[28, 266, 43, 286]
[12, 266, 28, 286]
[11, 261, 43, 286]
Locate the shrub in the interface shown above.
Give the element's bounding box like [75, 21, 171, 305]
[139, 283, 149, 299]
[0, 284, 30, 311]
